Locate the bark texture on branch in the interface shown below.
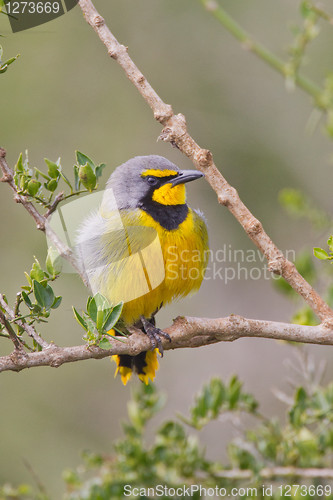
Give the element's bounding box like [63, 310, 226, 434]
[78, 0, 333, 324]
[1, 315, 333, 373]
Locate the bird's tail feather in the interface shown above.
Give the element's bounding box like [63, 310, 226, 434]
[112, 350, 159, 385]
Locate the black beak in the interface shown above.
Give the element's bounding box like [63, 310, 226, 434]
[169, 169, 204, 187]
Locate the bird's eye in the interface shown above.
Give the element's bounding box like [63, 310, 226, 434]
[146, 176, 159, 186]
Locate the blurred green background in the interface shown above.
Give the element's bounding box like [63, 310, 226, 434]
[1, 0, 333, 496]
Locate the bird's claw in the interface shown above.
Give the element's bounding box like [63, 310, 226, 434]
[140, 316, 171, 357]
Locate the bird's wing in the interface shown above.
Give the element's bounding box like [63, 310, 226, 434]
[76, 208, 164, 306]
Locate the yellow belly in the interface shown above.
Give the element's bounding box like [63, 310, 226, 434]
[98, 208, 208, 325]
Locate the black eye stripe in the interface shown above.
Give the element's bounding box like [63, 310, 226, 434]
[143, 174, 179, 183]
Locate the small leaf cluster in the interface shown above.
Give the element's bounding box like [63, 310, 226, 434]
[74, 151, 106, 192]
[61, 373, 333, 500]
[63, 383, 211, 500]
[0, 251, 62, 349]
[12, 151, 105, 210]
[73, 293, 123, 349]
[22, 254, 62, 319]
[181, 376, 258, 430]
[314, 236, 333, 262]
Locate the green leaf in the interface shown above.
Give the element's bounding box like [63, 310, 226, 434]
[33, 280, 55, 310]
[96, 309, 105, 331]
[76, 151, 96, 169]
[15, 153, 23, 173]
[300, 1, 313, 19]
[327, 235, 333, 252]
[34, 167, 50, 181]
[228, 375, 242, 409]
[27, 179, 41, 197]
[46, 246, 62, 277]
[98, 338, 113, 350]
[313, 247, 329, 260]
[73, 307, 88, 331]
[73, 165, 80, 191]
[24, 272, 32, 287]
[295, 386, 307, 404]
[41, 284, 55, 310]
[78, 164, 96, 192]
[22, 291, 33, 310]
[44, 158, 60, 178]
[59, 170, 73, 190]
[94, 293, 111, 311]
[95, 163, 106, 179]
[51, 296, 62, 309]
[87, 296, 97, 323]
[103, 302, 123, 331]
[30, 259, 45, 282]
[46, 179, 58, 192]
[33, 280, 47, 307]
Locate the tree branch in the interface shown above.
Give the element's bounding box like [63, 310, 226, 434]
[200, 0, 327, 107]
[0, 148, 89, 286]
[77, 0, 333, 325]
[1, 315, 332, 373]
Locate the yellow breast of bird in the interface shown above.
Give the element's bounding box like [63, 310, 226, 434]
[96, 207, 208, 325]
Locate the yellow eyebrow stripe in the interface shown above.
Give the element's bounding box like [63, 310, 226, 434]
[141, 169, 178, 178]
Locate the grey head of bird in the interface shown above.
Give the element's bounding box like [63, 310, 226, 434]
[103, 155, 204, 211]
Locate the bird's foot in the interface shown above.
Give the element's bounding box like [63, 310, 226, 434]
[140, 316, 171, 357]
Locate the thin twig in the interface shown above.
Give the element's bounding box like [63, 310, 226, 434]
[0, 315, 333, 373]
[77, 0, 333, 324]
[0, 309, 23, 351]
[44, 191, 65, 218]
[0, 149, 89, 286]
[200, 0, 330, 109]
[0, 294, 51, 350]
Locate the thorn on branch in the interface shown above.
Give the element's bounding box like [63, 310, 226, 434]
[10, 349, 28, 365]
[136, 75, 145, 85]
[268, 258, 284, 275]
[247, 219, 263, 236]
[322, 318, 333, 330]
[217, 194, 230, 206]
[158, 127, 173, 142]
[93, 14, 104, 27]
[153, 104, 174, 124]
[196, 148, 213, 168]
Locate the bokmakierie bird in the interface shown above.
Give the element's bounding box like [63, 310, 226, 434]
[77, 155, 208, 385]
